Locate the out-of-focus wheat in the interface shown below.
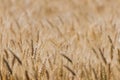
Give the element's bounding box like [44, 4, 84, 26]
[0, 0, 120, 80]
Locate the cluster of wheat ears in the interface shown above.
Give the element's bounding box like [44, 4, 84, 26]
[0, 0, 120, 80]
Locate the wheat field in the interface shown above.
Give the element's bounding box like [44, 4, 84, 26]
[0, 0, 120, 80]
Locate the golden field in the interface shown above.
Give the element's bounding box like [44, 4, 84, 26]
[0, 0, 120, 80]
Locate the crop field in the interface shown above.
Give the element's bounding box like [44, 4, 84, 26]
[0, 0, 120, 80]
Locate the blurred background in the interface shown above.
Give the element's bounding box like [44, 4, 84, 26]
[0, 0, 120, 30]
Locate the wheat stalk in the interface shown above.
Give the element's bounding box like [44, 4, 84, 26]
[64, 65, 76, 76]
[3, 58, 12, 75]
[61, 54, 73, 64]
[99, 48, 107, 66]
[25, 70, 30, 80]
[8, 48, 22, 65]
